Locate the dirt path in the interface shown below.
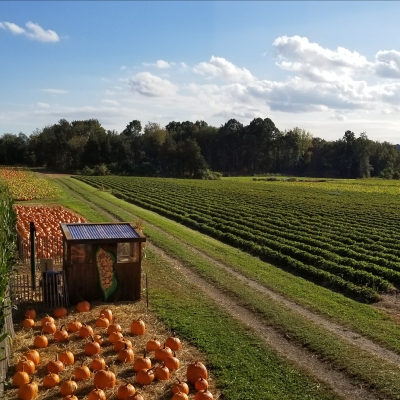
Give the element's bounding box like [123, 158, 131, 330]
[52, 177, 400, 399]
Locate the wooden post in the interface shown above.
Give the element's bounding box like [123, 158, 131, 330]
[146, 273, 149, 309]
[29, 222, 36, 290]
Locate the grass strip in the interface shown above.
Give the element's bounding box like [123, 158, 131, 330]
[61, 177, 400, 353]
[143, 250, 341, 400]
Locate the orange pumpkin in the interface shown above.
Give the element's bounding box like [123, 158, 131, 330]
[117, 382, 136, 400]
[54, 325, 69, 342]
[108, 331, 123, 343]
[13, 368, 30, 387]
[165, 351, 180, 371]
[90, 356, 106, 371]
[136, 368, 154, 385]
[195, 376, 209, 391]
[93, 368, 116, 389]
[33, 334, 48, 348]
[60, 379, 78, 397]
[79, 323, 94, 338]
[16, 357, 35, 375]
[67, 319, 82, 333]
[43, 372, 60, 388]
[59, 350, 74, 366]
[43, 321, 57, 335]
[132, 351, 152, 373]
[154, 344, 172, 362]
[46, 355, 64, 374]
[194, 388, 213, 400]
[95, 316, 110, 328]
[100, 308, 113, 322]
[23, 350, 40, 366]
[187, 361, 208, 385]
[74, 360, 91, 381]
[85, 336, 101, 356]
[166, 335, 182, 351]
[22, 317, 35, 329]
[130, 318, 145, 335]
[18, 377, 38, 400]
[145, 338, 161, 352]
[76, 300, 90, 312]
[172, 391, 189, 400]
[106, 322, 122, 335]
[113, 339, 133, 352]
[171, 378, 189, 395]
[24, 307, 36, 320]
[41, 315, 55, 327]
[53, 307, 68, 318]
[118, 343, 134, 363]
[155, 363, 170, 381]
[88, 388, 106, 400]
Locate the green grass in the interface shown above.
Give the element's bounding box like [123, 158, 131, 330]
[52, 176, 400, 399]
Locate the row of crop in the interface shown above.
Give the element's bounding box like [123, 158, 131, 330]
[77, 176, 400, 285]
[91, 185, 382, 301]
[105, 179, 400, 272]
[92, 176, 400, 253]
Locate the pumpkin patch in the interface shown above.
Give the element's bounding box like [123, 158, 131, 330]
[5, 302, 217, 400]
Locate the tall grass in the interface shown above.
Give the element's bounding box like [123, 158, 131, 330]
[0, 183, 17, 343]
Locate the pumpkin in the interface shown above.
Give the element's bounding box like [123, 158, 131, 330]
[60, 379, 78, 397]
[108, 331, 123, 343]
[187, 361, 208, 385]
[47, 354, 64, 374]
[95, 316, 110, 328]
[22, 317, 35, 329]
[59, 350, 74, 366]
[130, 318, 145, 335]
[171, 378, 190, 395]
[145, 338, 161, 352]
[88, 388, 106, 400]
[33, 333, 48, 348]
[195, 376, 209, 391]
[155, 363, 170, 381]
[74, 360, 91, 381]
[90, 356, 106, 371]
[43, 372, 60, 388]
[93, 334, 104, 346]
[54, 325, 69, 342]
[113, 338, 133, 352]
[166, 335, 182, 351]
[24, 307, 36, 320]
[85, 336, 101, 356]
[67, 319, 82, 333]
[40, 315, 54, 327]
[79, 323, 94, 338]
[16, 357, 35, 375]
[106, 322, 122, 335]
[18, 376, 38, 400]
[172, 391, 189, 400]
[194, 389, 213, 400]
[154, 344, 172, 362]
[76, 300, 90, 312]
[23, 350, 40, 366]
[127, 394, 144, 400]
[63, 395, 78, 400]
[118, 343, 134, 363]
[135, 368, 154, 386]
[132, 351, 151, 372]
[93, 368, 116, 389]
[165, 351, 180, 371]
[100, 308, 113, 322]
[43, 321, 57, 335]
[53, 307, 68, 318]
[13, 368, 30, 387]
[117, 382, 136, 400]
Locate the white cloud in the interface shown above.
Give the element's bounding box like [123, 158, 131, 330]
[37, 102, 50, 108]
[375, 50, 400, 78]
[129, 72, 178, 97]
[194, 56, 255, 83]
[143, 60, 173, 69]
[0, 21, 59, 42]
[273, 35, 372, 82]
[41, 88, 68, 94]
[120, 66, 127, 71]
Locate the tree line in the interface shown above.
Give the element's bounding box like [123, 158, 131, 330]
[1, 117, 399, 179]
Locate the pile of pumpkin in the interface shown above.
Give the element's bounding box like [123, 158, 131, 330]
[12, 301, 214, 400]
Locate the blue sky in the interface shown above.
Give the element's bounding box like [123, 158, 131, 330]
[2, 1, 400, 142]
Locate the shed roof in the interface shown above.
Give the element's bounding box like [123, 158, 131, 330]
[60, 223, 145, 242]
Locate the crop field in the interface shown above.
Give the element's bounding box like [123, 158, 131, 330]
[0, 168, 60, 200]
[74, 176, 400, 303]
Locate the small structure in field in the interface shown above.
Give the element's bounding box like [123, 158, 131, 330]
[60, 222, 146, 304]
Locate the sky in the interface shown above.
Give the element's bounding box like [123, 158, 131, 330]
[1, 1, 400, 143]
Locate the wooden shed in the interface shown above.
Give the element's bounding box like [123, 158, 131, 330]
[60, 223, 146, 304]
